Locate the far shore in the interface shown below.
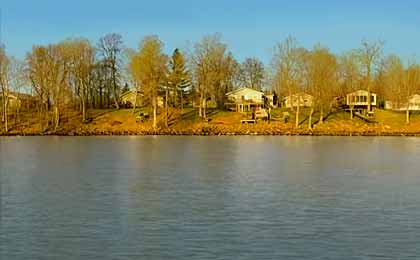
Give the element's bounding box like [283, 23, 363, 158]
[2, 108, 420, 137]
[2, 130, 420, 137]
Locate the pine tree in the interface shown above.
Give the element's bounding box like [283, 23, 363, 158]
[168, 49, 191, 111]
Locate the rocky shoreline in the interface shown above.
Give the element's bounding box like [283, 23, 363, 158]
[2, 123, 420, 137]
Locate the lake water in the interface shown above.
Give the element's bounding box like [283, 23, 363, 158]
[1, 136, 420, 259]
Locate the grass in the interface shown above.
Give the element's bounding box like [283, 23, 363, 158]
[3, 106, 420, 135]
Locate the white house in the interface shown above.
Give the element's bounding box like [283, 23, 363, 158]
[385, 94, 420, 111]
[120, 90, 144, 108]
[346, 90, 377, 111]
[264, 93, 278, 108]
[282, 93, 313, 108]
[0, 92, 21, 109]
[225, 87, 265, 112]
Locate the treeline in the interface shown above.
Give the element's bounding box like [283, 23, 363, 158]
[1, 33, 420, 132]
[1, 33, 125, 132]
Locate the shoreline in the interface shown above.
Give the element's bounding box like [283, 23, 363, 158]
[2, 109, 420, 137]
[2, 127, 420, 137]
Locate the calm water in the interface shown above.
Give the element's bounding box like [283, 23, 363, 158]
[1, 136, 420, 259]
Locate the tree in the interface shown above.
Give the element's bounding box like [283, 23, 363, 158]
[8, 58, 27, 124]
[272, 37, 307, 127]
[383, 55, 404, 110]
[305, 46, 338, 129]
[97, 33, 124, 109]
[65, 39, 95, 122]
[240, 57, 264, 90]
[27, 44, 69, 130]
[357, 40, 383, 113]
[130, 36, 168, 128]
[338, 51, 361, 97]
[191, 34, 237, 118]
[0, 46, 10, 132]
[168, 48, 191, 111]
[403, 64, 420, 124]
[383, 56, 420, 124]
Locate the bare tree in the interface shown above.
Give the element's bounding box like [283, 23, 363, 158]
[97, 33, 124, 109]
[65, 39, 95, 122]
[27, 44, 70, 130]
[0, 46, 10, 132]
[191, 34, 237, 118]
[130, 35, 168, 128]
[240, 57, 265, 90]
[357, 40, 383, 113]
[402, 62, 420, 124]
[272, 37, 307, 127]
[338, 51, 361, 97]
[305, 45, 338, 129]
[8, 58, 27, 124]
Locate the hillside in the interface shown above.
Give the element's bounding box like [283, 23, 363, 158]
[2, 107, 420, 136]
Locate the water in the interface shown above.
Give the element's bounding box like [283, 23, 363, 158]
[1, 136, 420, 259]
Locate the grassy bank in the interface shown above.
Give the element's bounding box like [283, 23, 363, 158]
[1, 108, 420, 136]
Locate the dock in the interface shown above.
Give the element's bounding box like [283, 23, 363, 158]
[354, 112, 377, 123]
[241, 119, 256, 124]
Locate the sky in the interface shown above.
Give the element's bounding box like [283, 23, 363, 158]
[1, 0, 420, 64]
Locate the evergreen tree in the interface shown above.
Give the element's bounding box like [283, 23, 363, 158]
[168, 48, 191, 111]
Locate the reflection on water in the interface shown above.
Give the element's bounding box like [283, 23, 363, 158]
[1, 136, 420, 259]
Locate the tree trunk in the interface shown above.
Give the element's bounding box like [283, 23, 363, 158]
[308, 107, 314, 130]
[199, 91, 203, 118]
[132, 91, 139, 115]
[153, 96, 157, 129]
[2, 97, 8, 132]
[180, 90, 184, 113]
[82, 98, 87, 122]
[54, 106, 60, 131]
[319, 107, 324, 124]
[165, 88, 169, 127]
[367, 70, 371, 113]
[295, 97, 300, 128]
[406, 106, 410, 125]
[112, 65, 120, 109]
[14, 104, 20, 126]
[99, 87, 103, 109]
[203, 97, 207, 119]
[113, 92, 120, 109]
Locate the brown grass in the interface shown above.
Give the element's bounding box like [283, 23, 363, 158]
[2, 108, 420, 136]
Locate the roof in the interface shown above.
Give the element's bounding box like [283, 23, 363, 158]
[282, 93, 313, 100]
[0, 91, 34, 100]
[226, 87, 264, 96]
[121, 90, 144, 98]
[347, 89, 377, 95]
[409, 94, 420, 99]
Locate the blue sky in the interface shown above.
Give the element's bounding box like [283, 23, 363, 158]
[1, 0, 420, 64]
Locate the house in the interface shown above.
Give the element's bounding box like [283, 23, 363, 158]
[0, 92, 35, 111]
[0, 92, 21, 109]
[281, 93, 313, 108]
[225, 87, 265, 112]
[120, 90, 144, 108]
[193, 96, 218, 110]
[264, 92, 278, 108]
[346, 90, 377, 112]
[385, 94, 420, 111]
